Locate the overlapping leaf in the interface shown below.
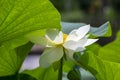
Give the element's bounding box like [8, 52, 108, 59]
[74, 31, 120, 80]
[23, 67, 58, 80]
[0, 0, 60, 43]
[98, 31, 120, 63]
[61, 21, 111, 37]
[0, 0, 61, 77]
[75, 51, 120, 80]
[0, 42, 33, 77]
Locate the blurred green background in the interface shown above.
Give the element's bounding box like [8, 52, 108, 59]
[50, 0, 120, 45]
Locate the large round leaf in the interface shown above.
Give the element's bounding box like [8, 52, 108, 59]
[0, 0, 61, 43]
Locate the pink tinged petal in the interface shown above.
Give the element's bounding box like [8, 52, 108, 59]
[63, 39, 87, 52]
[67, 25, 90, 41]
[84, 39, 98, 47]
[40, 46, 63, 68]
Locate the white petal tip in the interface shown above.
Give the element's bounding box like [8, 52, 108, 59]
[84, 39, 98, 46]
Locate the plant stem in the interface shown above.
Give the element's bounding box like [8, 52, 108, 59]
[58, 57, 63, 80]
[58, 47, 66, 80]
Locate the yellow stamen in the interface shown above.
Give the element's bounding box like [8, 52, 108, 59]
[63, 33, 68, 42]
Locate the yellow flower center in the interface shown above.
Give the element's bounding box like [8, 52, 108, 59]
[63, 33, 68, 42]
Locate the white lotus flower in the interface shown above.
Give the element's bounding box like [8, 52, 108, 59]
[31, 25, 98, 67]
